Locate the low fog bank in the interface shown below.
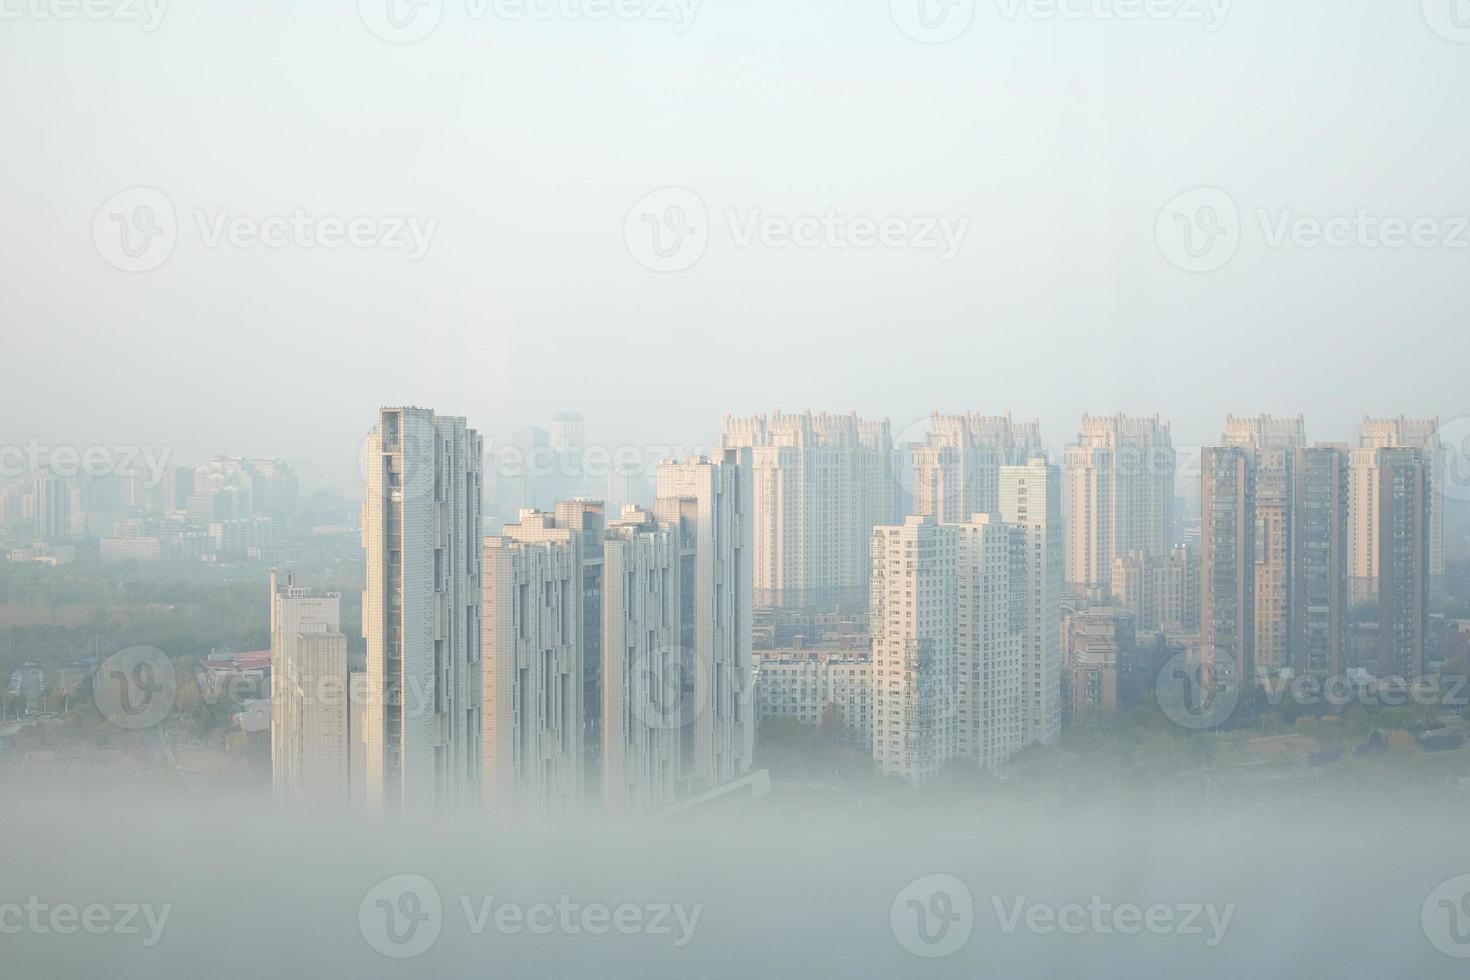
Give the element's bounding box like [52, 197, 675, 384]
[2, 790, 1464, 979]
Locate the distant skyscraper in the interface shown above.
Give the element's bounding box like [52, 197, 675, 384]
[722, 411, 894, 609]
[1355, 416, 1444, 593]
[913, 412, 1042, 525]
[482, 530, 583, 820]
[601, 506, 683, 814]
[362, 407, 483, 818]
[1000, 458, 1062, 746]
[1292, 446, 1349, 680]
[270, 570, 348, 808]
[1062, 414, 1173, 595]
[1200, 447, 1256, 687]
[655, 450, 754, 790]
[31, 469, 70, 540]
[1377, 448, 1430, 680]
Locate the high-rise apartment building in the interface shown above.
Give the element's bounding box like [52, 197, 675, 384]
[913, 412, 1042, 525]
[497, 502, 605, 804]
[1224, 416, 1306, 678]
[1067, 609, 1136, 722]
[482, 531, 583, 820]
[1062, 415, 1173, 595]
[1355, 416, 1444, 593]
[1111, 546, 1199, 634]
[601, 506, 683, 815]
[655, 450, 754, 790]
[270, 570, 349, 808]
[1000, 458, 1062, 747]
[1377, 448, 1430, 680]
[1200, 447, 1256, 687]
[722, 411, 894, 609]
[32, 469, 71, 540]
[362, 407, 483, 818]
[870, 515, 1026, 783]
[1292, 446, 1349, 680]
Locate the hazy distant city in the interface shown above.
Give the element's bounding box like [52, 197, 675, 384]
[6, 2, 1470, 977]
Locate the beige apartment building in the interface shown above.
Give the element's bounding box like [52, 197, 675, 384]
[1200, 446, 1256, 687]
[1223, 416, 1305, 678]
[722, 411, 894, 609]
[1000, 458, 1062, 747]
[913, 412, 1043, 524]
[270, 570, 348, 809]
[1111, 545, 1199, 634]
[1353, 417, 1443, 599]
[1062, 414, 1174, 596]
[482, 529, 584, 821]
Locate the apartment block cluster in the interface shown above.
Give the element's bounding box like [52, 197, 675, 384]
[271, 407, 1451, 810]
[1, 456, 297, 565]
[271, 407, 755, 820]
[1065, 414, 1444, 721]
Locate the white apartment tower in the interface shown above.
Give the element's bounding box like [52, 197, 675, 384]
[913, 412, 1043, 525]
[270, 570, 349, 808]
[601, 506, 683, 814]
[655, 449, 755, 790]
[1062, 414, 1174, 595]
[362, 407, 483, 819]
[1000, 458, 1062, 746]
[482, 530, 583, 821]
[871, 515, 1028, 783]
[722, 411, 894, 609]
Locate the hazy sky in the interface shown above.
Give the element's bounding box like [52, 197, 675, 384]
[3, 0, 1467, 487]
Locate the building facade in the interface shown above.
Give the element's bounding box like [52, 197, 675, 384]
[270, 570, 349, 808]
[655, 450, 755, 790]
[362, 407, 483, 818]
[723, 411, 894, 609]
